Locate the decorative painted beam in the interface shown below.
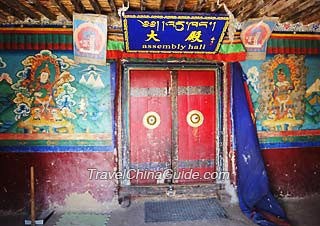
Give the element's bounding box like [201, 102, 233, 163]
[28, 0, 57, 20]
[89, 0, 103, 14]
[0, 2, 26, 21]
[52, 0, 72, 20]
[5, 0, 41, 20]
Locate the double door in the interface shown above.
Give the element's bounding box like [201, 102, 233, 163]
[128, 69, 218, 185]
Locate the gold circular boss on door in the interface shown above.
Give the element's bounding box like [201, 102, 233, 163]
[187, 110, 204, 128]
[143, 111, 161, 129]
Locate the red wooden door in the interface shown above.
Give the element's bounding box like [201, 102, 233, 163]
[129, 70, 172, 185]
[176, 70, 216, 183]
[129, 69, 216, 185]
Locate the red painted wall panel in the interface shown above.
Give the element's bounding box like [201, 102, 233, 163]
[262, 147, 320, 197]
[0, 146, 318, 212]
[0, 152, 115, 212]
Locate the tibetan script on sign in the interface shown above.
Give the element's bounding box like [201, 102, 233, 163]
[122, 12, 229, 54]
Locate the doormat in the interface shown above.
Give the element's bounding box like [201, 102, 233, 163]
[54, 212, 110, 226]
[144, 198, 228, 223]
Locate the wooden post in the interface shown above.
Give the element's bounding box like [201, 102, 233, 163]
[30, 166, 35, 226]
[170, 70, 178, 184]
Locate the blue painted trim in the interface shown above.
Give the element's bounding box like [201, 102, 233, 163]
[260, 142, 320, 149]
[110, 61, 117, 152]
[0, 145, 114, 152]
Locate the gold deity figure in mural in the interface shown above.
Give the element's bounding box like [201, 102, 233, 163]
[260, 54, 307, 131]
[272, 68, 295, 115]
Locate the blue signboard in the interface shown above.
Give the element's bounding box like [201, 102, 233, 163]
[122, 12, 229, 54]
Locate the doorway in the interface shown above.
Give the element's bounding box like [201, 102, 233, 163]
[120, 63, 224, 188]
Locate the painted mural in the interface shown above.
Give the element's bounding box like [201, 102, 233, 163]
[258, 54, 307, 131]
[0, 50, 115, 151]
[241, 54, 320, 148]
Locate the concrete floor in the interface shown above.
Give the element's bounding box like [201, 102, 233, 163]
[107, 199, 256, 226]
[107, 195, 320, 226]
[280, 195, 320, 226]
[0, 195, 319, 226]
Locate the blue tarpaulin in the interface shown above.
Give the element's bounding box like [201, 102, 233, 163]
[231, 62, 291, 226]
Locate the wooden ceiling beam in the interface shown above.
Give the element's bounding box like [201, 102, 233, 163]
[206, 0, 215, 10]
[160, 0, 167, 11]
[5, 0, 41, 20]
[195, 0, 208, 11]
[293, 3, 320, 23]
[71, 0, 86, 13]
[89, 0, 103, 14]
[239, 0, 264, 21]
[302, 8, 320, 24]
[177, 0, 186, 11]
[256, 0, 280, 15]
[283, 0, 310, 17]
[280, 0, 317, 22]
[140, 0, 146, 11]
[107, 0, 117, 13]
[0, 11, 8, 21]
[28, 0, 57, 20]
[0, 2, 26, 20]
[232, 0, 249, 15]
[209, 2, 218, 12]
[267, 0, 302, 16]
[52, 0, 72, 20]
[237, 2, 256, 21]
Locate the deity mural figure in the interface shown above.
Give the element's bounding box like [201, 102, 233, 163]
[15, 54, 76, 133]
[30, 64, 55, 111]
[272, 68, 294, 114]
[259, 55, 306, 131]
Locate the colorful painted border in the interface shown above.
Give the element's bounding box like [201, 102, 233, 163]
[0, 146, 113, 152]
[258, 130, 320, 149]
